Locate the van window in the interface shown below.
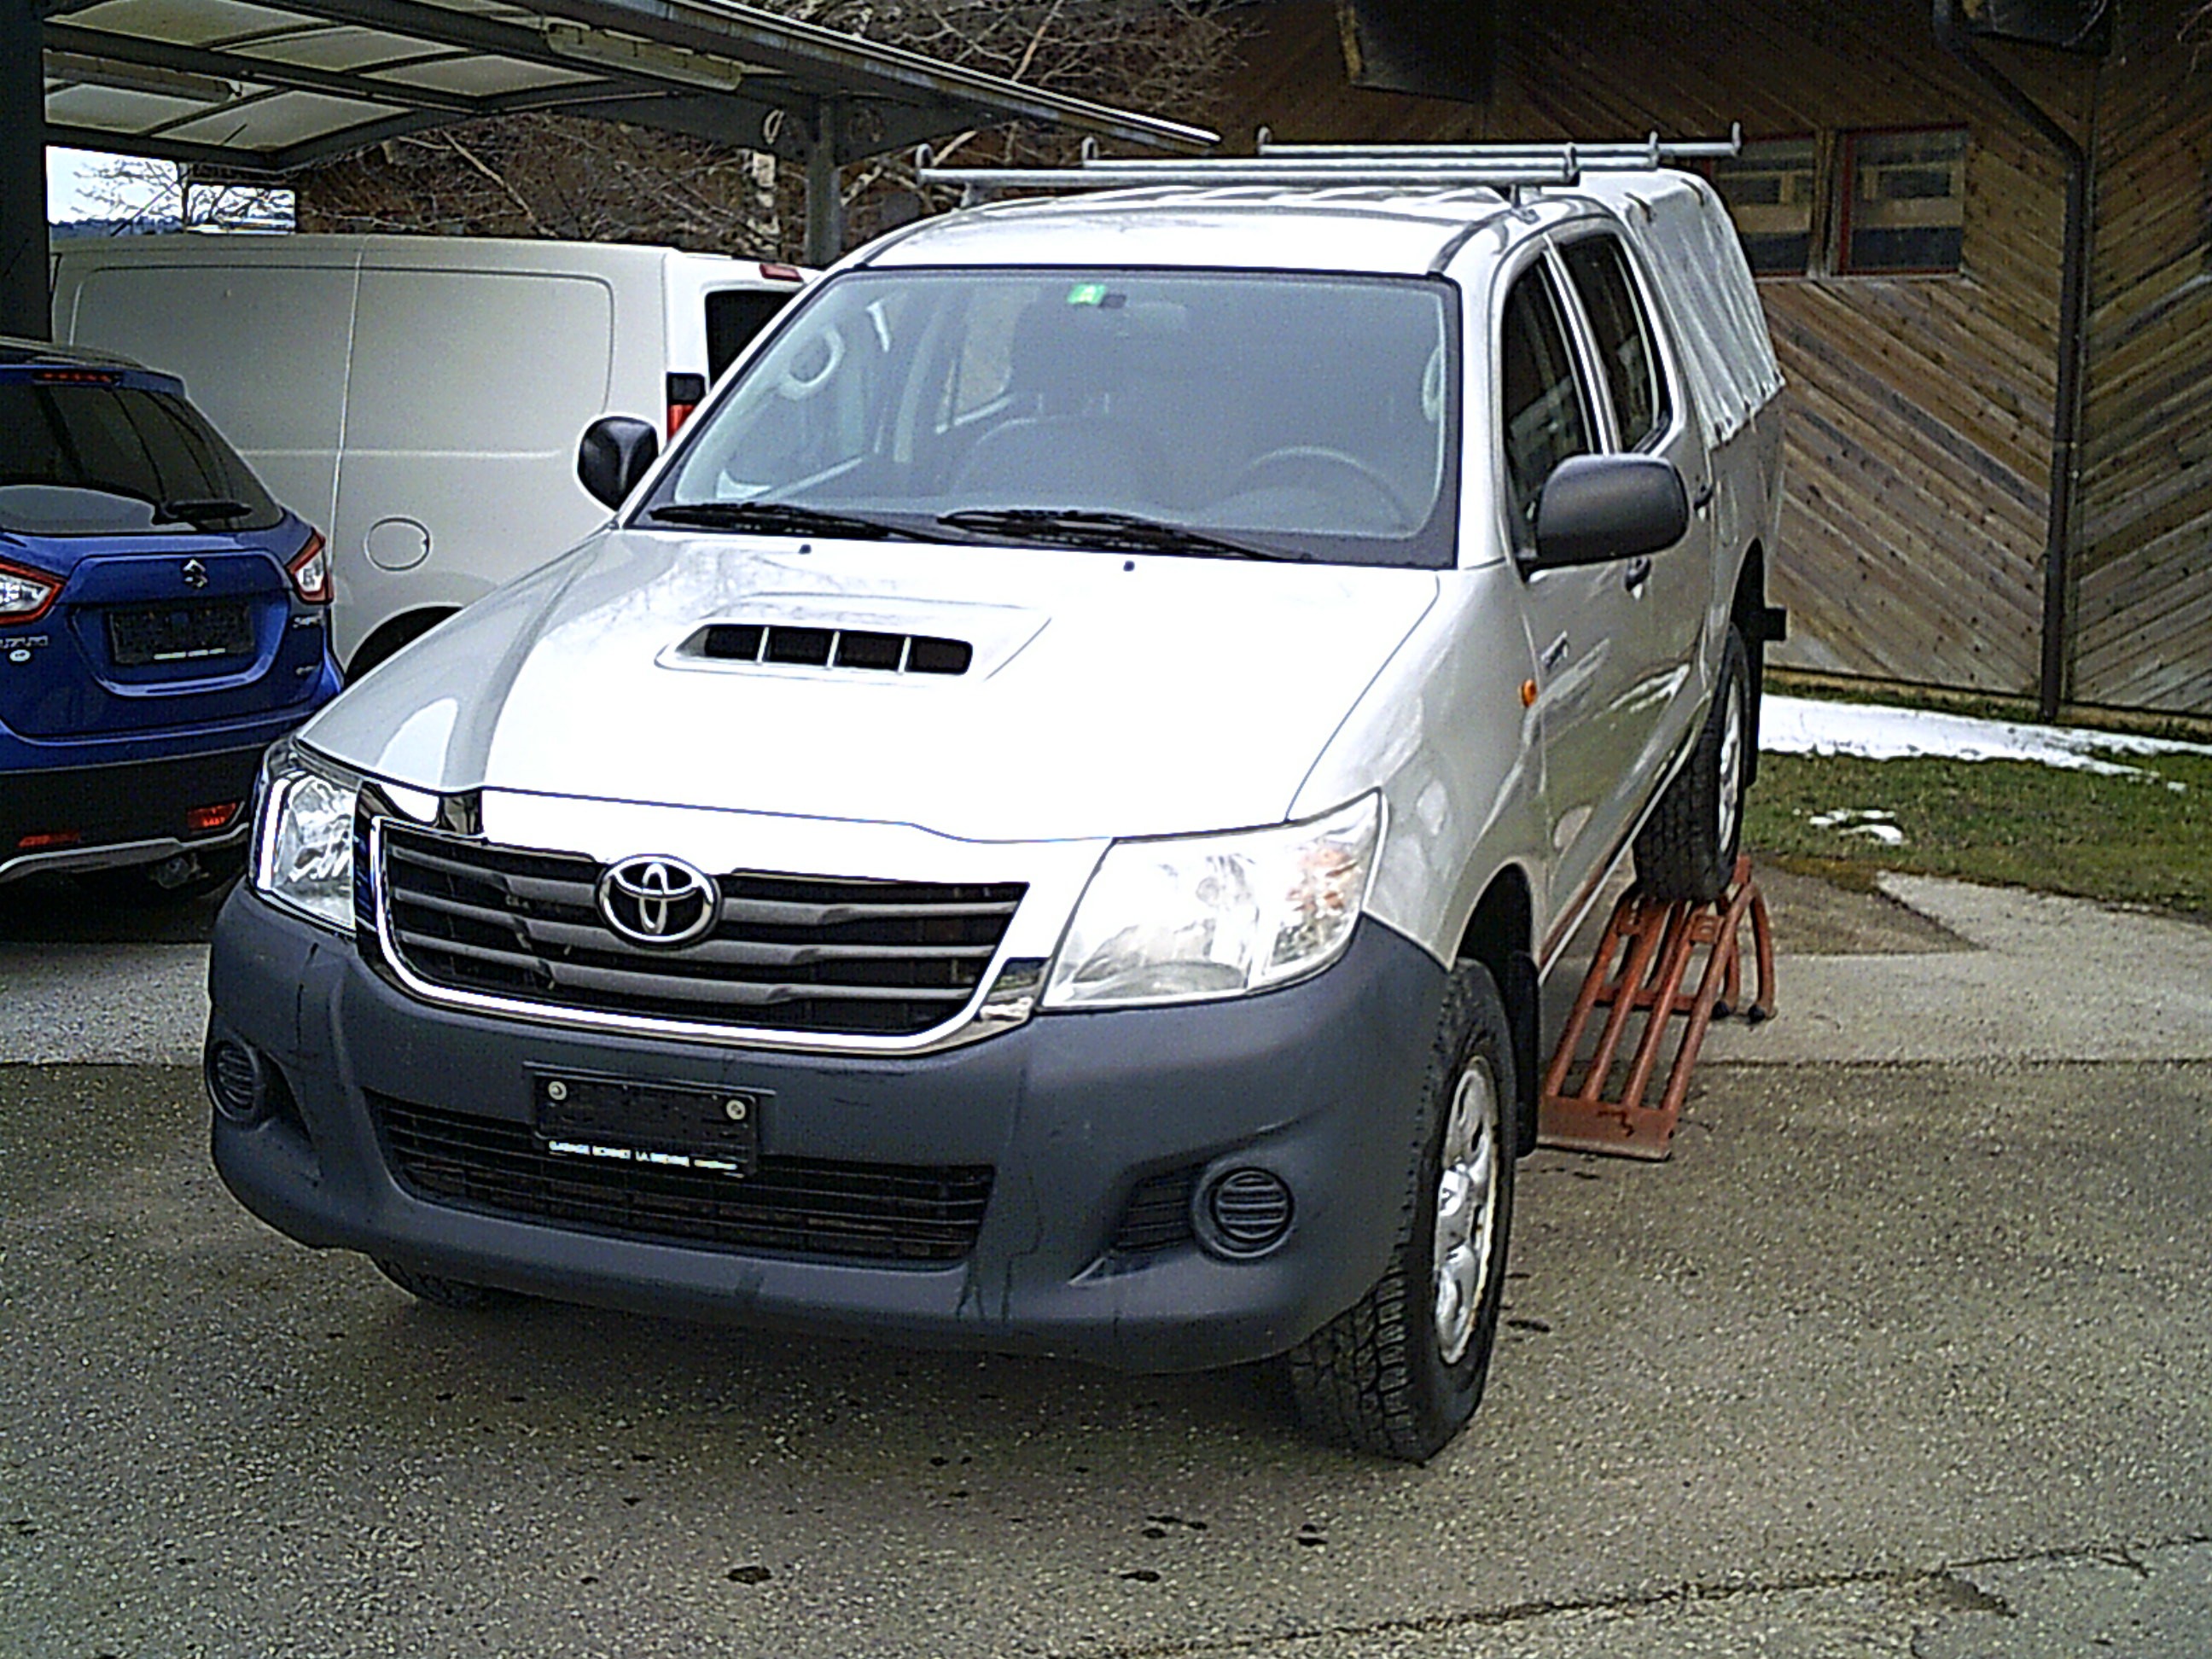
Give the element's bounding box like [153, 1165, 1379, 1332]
[1499, 266, 1595, 538]
[1560, 237, 1670, 451]
[706, 290, 791, 380]
[346, 270, 613, 454]
[653, 267, 1462, 570]
[0, 378, 282, 535]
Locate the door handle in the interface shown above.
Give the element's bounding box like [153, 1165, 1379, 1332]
[1623, 556, 1652, 593]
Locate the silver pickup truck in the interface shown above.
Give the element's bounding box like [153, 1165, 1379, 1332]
[210, 143, 1785, 1460]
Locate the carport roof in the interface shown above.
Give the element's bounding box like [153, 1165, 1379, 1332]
[38, 0, 1220, 174]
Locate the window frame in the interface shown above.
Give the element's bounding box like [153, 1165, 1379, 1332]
[1834, 125, 1970, 279]
[1703, 134, 1822, 281]
[1547, 227, 1683, 459]
[1491, 249, 1602, 556]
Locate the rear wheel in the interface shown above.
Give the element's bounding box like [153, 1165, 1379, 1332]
[1633, 625, 1750, 903]
[1284, 961, 1516, 1461]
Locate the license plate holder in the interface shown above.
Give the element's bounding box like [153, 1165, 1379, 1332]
[107, 602, 253, 667]
[531, 1072, 763, 1178]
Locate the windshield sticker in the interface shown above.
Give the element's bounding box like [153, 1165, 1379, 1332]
[1065, 283, 1126, 309]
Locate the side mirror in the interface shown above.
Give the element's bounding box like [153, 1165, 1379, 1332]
[577, 416, 661, 510]
[1528, 454, 1689, 569]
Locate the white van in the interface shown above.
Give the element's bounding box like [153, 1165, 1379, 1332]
[50, 234, 808, 675]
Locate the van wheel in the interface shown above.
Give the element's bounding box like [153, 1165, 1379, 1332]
[373, 1257, 515, 1311]
[1634, 625, 1749, 904]
[1284, 960, 1516, 1462]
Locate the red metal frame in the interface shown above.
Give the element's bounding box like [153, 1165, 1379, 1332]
[1538, 855, 1775, 1161]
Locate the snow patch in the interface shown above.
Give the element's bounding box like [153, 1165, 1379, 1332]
[1761, 696, 2210, 782]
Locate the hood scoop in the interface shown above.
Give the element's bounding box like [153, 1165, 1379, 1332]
[655, 593, 1046, 682]
[688, 620, 974, 677]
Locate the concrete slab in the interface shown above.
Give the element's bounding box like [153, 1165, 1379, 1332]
[1701, 875, 2212, 1066]
[2, 1058, 2208, 1657]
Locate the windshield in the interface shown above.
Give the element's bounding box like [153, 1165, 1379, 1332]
[645, 268, 1461, 569]
[0, 378, 282, 538]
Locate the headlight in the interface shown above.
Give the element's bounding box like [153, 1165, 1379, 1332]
[1043, 794, 1382, 1010]
[253, 737, 360, 934]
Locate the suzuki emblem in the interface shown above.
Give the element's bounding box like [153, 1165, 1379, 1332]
[181, 558, 209, 590]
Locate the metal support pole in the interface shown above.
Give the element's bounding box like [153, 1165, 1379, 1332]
[1, 0, 53, 340]
[803, 99, 844, 268]
[1934, 0, 2091, 722]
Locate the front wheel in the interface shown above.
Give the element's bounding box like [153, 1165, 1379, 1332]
[1284, 961, 1517, 1461]
[1633, 625, 1750, 903]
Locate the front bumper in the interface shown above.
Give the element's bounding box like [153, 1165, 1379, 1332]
[207, 887, 1448, 1372]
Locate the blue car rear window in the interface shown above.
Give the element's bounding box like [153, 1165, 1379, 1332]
[0, 381, 282, 537]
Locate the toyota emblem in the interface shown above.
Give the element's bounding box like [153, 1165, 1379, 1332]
[597, 855, 719, 946]
[181, 558, 209, 589]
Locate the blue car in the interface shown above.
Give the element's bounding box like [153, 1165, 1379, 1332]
[0, 337, 342, 899]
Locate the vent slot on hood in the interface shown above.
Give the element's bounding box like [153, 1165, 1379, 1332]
[695, 622, 973, 677]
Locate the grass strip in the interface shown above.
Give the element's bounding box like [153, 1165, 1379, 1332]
[1745, 749, 2212, 921]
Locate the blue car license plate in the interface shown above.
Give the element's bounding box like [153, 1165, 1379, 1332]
[106, 602, 253, 667]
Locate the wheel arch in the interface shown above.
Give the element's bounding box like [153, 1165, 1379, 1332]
[1731, 539, 1771, 784]
[1452, 864, 1541, 1157]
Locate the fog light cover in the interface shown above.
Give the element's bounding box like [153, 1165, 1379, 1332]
[206, 1038, 266, 1123]
[1199, 1167, 1294, 1257]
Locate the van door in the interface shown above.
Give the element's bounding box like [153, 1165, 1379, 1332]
[331, 267, 614, 667]
[1498, 260, 1648, 937]
[60, 261, 356, 538]
[1555, 233, 1712, 824]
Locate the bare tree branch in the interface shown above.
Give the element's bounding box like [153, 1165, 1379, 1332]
[295, 1, 1248, 260]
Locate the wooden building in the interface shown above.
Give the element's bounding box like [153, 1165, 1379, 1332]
[1221, 0, 2212, 719]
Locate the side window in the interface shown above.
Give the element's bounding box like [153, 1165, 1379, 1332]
[705, 290, 791, 381]
[1560, 238, 1671, 451]
[1499, 265, 1595, 538]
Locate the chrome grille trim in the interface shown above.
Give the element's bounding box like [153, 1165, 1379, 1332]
[368, 816, 1044, 1055]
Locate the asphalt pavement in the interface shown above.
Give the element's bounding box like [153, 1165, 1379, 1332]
[2, 866, 2209, 1657]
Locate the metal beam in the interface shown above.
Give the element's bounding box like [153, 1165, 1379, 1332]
[44, 123, 282, 172]
[44, 21, 485, 114]
[514, 0, 1215, 153]
[803, 96, 841, 266]
[3, 0, 51, 338]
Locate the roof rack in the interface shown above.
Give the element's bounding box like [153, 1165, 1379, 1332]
[916, 127, 1742, 204]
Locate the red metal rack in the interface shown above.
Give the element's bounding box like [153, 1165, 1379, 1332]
[1538, 855, 1775, 1161]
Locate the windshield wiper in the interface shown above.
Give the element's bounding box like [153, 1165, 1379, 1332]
[159, 498, 253, 526]
[936, 509, 1299, 562]
[645, 500, 957, 543]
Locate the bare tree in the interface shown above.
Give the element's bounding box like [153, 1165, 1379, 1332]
[79, 156, 294, 234]
[297, 1, 1246, 259]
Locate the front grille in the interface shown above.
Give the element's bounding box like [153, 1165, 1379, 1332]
[375, 822, 1023, 1037]
[372, 1095, 992, 1264]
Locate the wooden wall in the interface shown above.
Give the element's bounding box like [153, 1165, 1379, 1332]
[1221, 0, 2099, 700]
[2072, 0, 2212, 717]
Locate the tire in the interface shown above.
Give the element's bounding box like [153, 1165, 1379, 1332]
[1633, 625, 1750, 904]
[1284, 960, 1517, 1462]
[373, 1256, 515, 1311]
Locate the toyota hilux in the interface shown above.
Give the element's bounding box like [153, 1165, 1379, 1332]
[206, 144, 1784, 1459]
